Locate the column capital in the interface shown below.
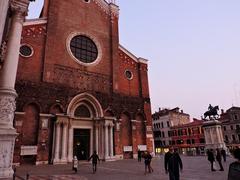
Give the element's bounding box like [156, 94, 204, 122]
[55, 120, 61, 125]
[10, 0, 30, 19]
[62, 120, 68, 126]
[68, 119, 73, 128]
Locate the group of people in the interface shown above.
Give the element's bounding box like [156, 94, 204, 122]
[205, 147, 240, 180]
[138, 147, 183, 180]
[141, 147, 240, 180]
[73, 150, 100, 174]
[72, 147, 240, 180]
[207, 147, 240, 180]
[138, 150, 154, 174]
[207, 148, 226, 171]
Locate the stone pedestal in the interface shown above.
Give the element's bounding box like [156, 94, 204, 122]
[202, 120, 226, 150]
[0, 89, 18, 179]
[0, 128, 17, 178]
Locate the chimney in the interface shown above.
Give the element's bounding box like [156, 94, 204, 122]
[159, 108, 161, 112]
[181, 110, 183, 113]
[221, 109, 224, 114]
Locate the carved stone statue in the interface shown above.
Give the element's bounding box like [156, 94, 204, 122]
[203, 104, 219, 120]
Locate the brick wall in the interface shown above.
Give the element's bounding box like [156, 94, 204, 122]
[14, 0, 153, 163]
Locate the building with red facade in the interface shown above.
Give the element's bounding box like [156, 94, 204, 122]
[152, 107, 190, 154]
[170, 119, 205, 155]
[13, 0, 153, 165]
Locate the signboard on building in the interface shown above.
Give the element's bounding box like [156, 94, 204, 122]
[146, 134, 153, 138]
[123, 146, 133, 152]
[20, 146, 38, 156]
[138, 145, 147, 151]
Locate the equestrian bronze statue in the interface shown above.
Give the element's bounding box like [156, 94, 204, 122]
[203, 104, 219, 120]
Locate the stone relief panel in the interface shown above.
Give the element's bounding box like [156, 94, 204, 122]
[0, 94, 16, 126]
[0, 141, 13, 168]
[53, 65, 110, 94]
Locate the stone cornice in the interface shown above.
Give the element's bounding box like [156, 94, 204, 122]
[119, 44, 149, 65]
[24, 18, 47, 26]
[93, 0, 119, 18]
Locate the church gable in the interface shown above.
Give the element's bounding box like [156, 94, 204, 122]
[41, 0, 119, 90]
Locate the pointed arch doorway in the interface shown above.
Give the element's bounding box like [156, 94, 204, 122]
[52, 93, 115, 164]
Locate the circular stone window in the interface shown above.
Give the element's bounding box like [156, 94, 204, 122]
[125, 70, 133, 80]
[70, 35, 98, 64]
[19, 44, 33, 57]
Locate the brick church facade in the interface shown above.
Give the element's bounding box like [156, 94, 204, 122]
[13, 0, 153, 165]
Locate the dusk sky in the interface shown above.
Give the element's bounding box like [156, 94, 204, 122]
[28, 0, 240, 119]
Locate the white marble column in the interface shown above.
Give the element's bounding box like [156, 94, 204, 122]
[67, 123, 73, 162]
[0, 0, 29, 89]
[61, 123, 68, 163]
[104, 124, 109, 159]
[100, 124, 104, 158]
[53, 123, 61, 163]
[95, 125, 99, 154]
[0, 0, 9, 44]
[109, 124, 114, 157]
[0, 0, 30, 178]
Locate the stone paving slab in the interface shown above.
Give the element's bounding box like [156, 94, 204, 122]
[15, 156, 233, 180]
[29, 175, 87, 180]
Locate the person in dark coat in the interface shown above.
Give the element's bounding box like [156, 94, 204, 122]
[228, 148, 240, 180]
[143, 151, 153, 174]
[216, 149, 224, 171]
[138, 149, 142, 162]
[164, 147, 183, 180]
[221, 149, 226, 162]
[88, 151, 100, 173]
[207, 149, 216, 171]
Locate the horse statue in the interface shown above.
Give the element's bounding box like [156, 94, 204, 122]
[203, 105, 219, 120]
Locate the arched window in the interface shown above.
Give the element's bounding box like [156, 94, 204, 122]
[74, 105, 91, 117]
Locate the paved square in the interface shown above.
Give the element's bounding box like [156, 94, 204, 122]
[15, 156, 232, 180]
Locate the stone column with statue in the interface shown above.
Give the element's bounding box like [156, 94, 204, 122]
[202, 104, 226, 150]
[0, 0, 30, 178]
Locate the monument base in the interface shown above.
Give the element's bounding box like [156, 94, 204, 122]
[0, 128, 17, 179]
[202, 120, 226, 150]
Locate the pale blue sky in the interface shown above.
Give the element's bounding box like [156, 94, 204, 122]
[28, 0, 240, 119]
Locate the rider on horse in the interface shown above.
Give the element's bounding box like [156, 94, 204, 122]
[204, 104, 219, 120]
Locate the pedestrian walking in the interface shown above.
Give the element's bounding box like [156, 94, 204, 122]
[88, 151, 100, 174]
[216, 149, 224, 171]
[143, 151, 153, 174]
[207, 149, 216, 171]
[228, 148, 240, 180]
[138, 149, 142, 162]
[221, 148, 226, 162]
[164, 147, 183, 180]
[72, 156, 78, 173]
[148, 151, 154, 173]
